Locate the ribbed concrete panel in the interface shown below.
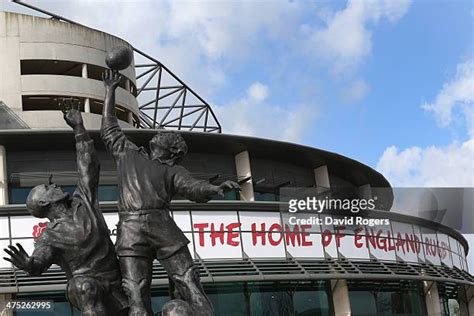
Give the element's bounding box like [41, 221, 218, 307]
[13, 111, 133, 130]
[21, 75, 138, 115]
[20, 42, 135, 84]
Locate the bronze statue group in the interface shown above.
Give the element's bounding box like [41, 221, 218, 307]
[4, 68, 239, 316]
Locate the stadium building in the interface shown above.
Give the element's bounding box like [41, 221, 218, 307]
[0, 8, 473, 316]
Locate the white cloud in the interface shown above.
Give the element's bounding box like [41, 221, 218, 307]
[377, 58, 474, 187]
[307, 0, 411, 75]
[214, 82, 316, 143]
[247, 82, 269, 102]
[341, 79, 370, 103]
[7, 0, 301, 97]
[377, 140, 474, 187]
[15, 0, 312, 143]
[2, 1, 408, 139]
[422, 59, 474, 131]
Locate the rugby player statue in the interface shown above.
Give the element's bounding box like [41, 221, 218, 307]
[3, 99, 128, 315]
[101, 47, 239, 316]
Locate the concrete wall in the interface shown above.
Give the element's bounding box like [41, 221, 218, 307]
[0, 12, 22, 110]
[16, 111, 133, 129]
[0, 12, 137, 128]
[21, 75, 138, 116]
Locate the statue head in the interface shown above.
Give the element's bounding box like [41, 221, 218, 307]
[149, 131, 188, 165]
[26, 184, 70, 218]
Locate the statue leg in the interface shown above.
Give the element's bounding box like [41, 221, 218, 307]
[159, 247, 213, 316]
[66, 276, 107, 315]
[161, 299, 192, 316]
[119, 256, 154, 316]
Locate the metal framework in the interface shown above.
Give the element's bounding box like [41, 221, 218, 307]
[11, 0, 222, 133]
[133, 48, 221, 132]
[0, 258, 472, 294]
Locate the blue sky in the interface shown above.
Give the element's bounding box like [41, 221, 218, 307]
[2, 0, 473, 187]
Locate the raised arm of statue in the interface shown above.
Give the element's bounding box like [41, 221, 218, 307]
[60, 99, 100, 207]
[101, 69, 137, 159]
[102, 69, 121, 118]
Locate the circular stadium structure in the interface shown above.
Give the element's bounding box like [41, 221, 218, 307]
[0, 9, 473, 316]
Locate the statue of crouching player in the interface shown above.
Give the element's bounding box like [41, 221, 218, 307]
[4, 100, 128, 315]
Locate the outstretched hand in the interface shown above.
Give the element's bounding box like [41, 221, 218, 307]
[3, 243, 33, 271]
[59, 98, 83, 128]
[215, 180, 240, 197]
[102, 69, 122, 90]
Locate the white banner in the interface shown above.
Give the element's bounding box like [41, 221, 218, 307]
[0, 211, 469, 273]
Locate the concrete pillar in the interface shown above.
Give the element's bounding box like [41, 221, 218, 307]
[235, 151, 254, 201]
[314, 165, 330, 193]
[125, 79, 131, 93]
[81, 63, 88, 78]
[0, 12, 22, 110]
[358, 183, 372, 199]
[82, 64, 91, 113]
[0, 146, 8, 205]
[0, 293, 13, 316]
[331, 279, 351, 316]
[84, 98, 91, 113]
[127, 111, 133, 125]
[424, 281, 442, 316]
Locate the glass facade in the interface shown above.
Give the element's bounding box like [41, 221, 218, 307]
[11, 281, 473, 315]
[438, 283, 470, 316]
[9, 185, 119, 204]
[13, 281, 332, 316]
[9, 184, 237, 204]
[348, 280, 427, 316]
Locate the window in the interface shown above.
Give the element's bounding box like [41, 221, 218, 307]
[348, 280, 427, 316]
[21, 95, 137, 126]
[21, 60, 137, 94]
[22, 96, 85, 112]
[21, 60, 82, 77]
[13, 281, 332, 315]
[247, 281, 331, 316]
[250, 158, 315, 202]
[9, 185, 118, 204]
[206, 283, 249, 316]
[438, 282, 469, 316]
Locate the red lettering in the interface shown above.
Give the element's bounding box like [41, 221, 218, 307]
[376, 230, 387, 251]
[396, 233, 405, 254]
[285, 224, 301, 246]
[405, 233, 415, 254]
[226, 223, 240, 247]
[365, 228, 377, 249]
[335, 226, 345, 247]
[300, 225, 312, 246]
[414, 235, 421, 254]
[210, 223, 225, 246]
[387, 231, 395, 251]
[268, 223, 283, 246]
[252, 223, 266, 246]
[194, 223, 209, 247]
[322, 229, 332, 247]
[354, 227, 363, 248]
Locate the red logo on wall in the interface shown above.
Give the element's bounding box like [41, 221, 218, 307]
[32, 222, 48, 241]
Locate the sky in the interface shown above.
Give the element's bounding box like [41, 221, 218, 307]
[1, 0, 473, 188]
